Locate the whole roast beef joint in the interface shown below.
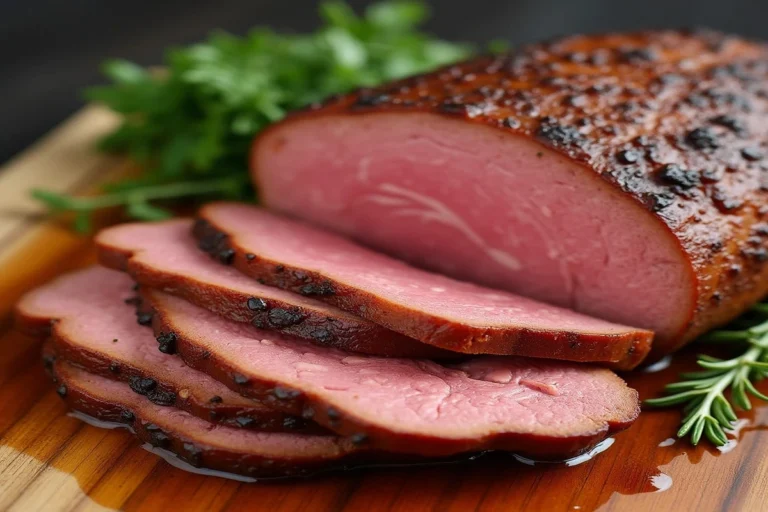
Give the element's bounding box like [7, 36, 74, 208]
[252, 30, 768, 358]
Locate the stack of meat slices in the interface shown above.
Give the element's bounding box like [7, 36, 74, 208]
[21, 29, 767, 479]
[16, 205, 643, 479]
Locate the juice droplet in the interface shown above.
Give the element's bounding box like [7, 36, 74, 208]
[650, 473, 673, 492]
[642, 355, 673, 373]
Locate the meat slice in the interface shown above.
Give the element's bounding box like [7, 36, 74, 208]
[50, 359, 364, 479]
[16, 266, 318, 433]
[96, 219, 449, 359]
[142, 286, 640, 459]
[195, 203, 652, 369]
[252, 30, 768, 356]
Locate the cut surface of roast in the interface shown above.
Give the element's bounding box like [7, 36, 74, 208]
[195, 203, 652, 369]
[144, 287, 640, 458]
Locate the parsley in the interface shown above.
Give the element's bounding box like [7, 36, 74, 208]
[34, 1, 471, 231]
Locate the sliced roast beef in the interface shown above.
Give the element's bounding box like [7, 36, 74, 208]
[50, 359, 364, 478]
[15, 266, 317, 433]
[96, 219, 448, 359]
[142, 286, 640, 458]
[194, 203, 652, 369]
[252, 30, 768, 356]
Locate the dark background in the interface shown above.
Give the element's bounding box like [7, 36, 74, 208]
[1, 0, 766, 164]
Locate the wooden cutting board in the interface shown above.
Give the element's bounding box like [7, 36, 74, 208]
[1, 107, 768, 512]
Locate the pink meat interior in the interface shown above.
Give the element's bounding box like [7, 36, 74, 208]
[254, 113, 692, 340]
[59, 362, 344, 456]
[158, 291, 638, 439]
[98, 220, 357, 320]
[207, 204, 647, 335]
[17, 266, 254, 408]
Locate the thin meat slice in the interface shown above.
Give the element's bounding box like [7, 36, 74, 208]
[194, 203, 652, 369]
[252, 30, 768, 357]
[16, 266, 318, 434]
[50, 359, 365, 479]
[142, 286, 640, 459]
[96, 219, 449, 358]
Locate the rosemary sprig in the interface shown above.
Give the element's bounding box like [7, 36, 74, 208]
[646, 309, 768, 446]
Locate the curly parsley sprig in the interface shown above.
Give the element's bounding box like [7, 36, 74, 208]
[34, 1, 472, 231]
[646, 306, 768, 446]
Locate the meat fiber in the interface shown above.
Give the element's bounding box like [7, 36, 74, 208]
[252, 30, 768, 356]
[96, 219, 449, 358]
[50, 359, 364, 478]
[16, 266, 317, 433]
[141, 286, 640, 459]
[195, 203, 652, 369]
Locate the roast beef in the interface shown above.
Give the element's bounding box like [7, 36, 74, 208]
[141, 285, 640, 458]
[194, 203, 652, 369]
[50, 359, 364, 478]
[251, 30, 768, 356]
[96, 219, 449, 358]
[15, 266, 317, 433]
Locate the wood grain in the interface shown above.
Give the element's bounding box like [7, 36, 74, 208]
[1, 108, 768, 512]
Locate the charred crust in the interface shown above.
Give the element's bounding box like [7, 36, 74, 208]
[235, 416, 256, 428]
[298, 281, 336, 297]
[120, 410, 135, 423]
[535, 122, 584, 150]
[616, 149, 640, 164]
[657, 164, 701, 189]
[232, 373, 249, 385]
[109, 362, 120, 374]
[145, 423, 170, 448]
[156, 332, 177, 355]
[42, 354, 56, 371]
[246, 297, 268, 312]
[146, 389, 177, 407]
[326, 407, 341, 426]
[685, 127, 721, 150]
[282, 416, 302, 430]
[741, 147, 764, 161]
[710, 114, 746, 133]
[267, 308, 306, 328]
[218, 248, 236, 265]
[136, 312, 153, 326]
[273, 386, 301, 400]
[275, 264, 285, 273]
[56, 384, 67, 398]
[124, 296, 142, 307]
[209, 395, 223, 404]
[310, 328, 334, 343]
[245, 253, 256, 261]
[129, 376, 157, 395]
[182, 443, 203, 467]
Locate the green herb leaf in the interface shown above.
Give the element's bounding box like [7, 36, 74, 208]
[646, 313, 768, 447]
[34, 1, 473, 229]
